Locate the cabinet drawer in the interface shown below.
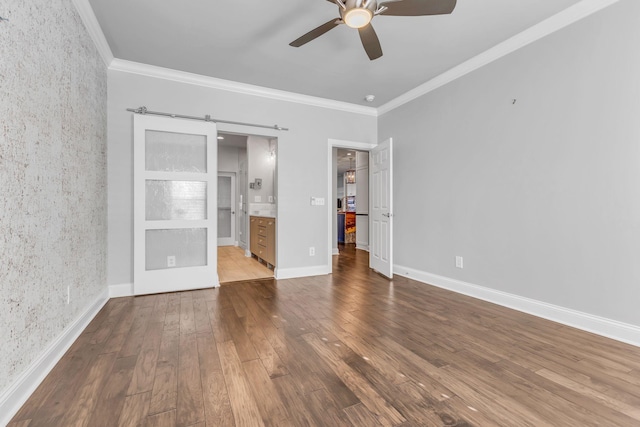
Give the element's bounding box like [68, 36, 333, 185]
[258, 226, 267, 238]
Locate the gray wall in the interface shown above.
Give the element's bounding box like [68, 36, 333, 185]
[0, 0, 108, 393]
[247, 136, 275, 203]
[379, 0, 640, 326]
[107, 71, 377, 284]
[218, 145, 240, 173]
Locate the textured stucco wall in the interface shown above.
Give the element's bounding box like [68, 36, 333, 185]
[0, 0, 108, 393]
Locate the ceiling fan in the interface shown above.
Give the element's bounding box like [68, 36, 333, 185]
[289, 0, 457, 60]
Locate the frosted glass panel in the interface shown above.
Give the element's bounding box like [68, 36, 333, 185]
[218, 176, 231, 238]
[145, 130, 207, 172]
[145, 228, 207, 270]
[146, 180, 207, 220]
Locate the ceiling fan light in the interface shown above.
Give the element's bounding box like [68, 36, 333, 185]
[344, 8, 373, 29]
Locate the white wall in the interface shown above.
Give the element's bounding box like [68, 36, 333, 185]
[247, 136, 275, 204]
[0, 0, 107, 400]
[379, 0, 640, 327]
[218, 145, 240, 173]
[107, 71, 377, 284]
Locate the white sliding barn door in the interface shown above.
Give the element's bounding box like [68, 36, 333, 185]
[370, 138, 393, 278]
[134, 115, 218, 295]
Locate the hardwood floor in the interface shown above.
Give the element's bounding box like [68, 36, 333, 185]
[218, 246, 273, 284]
[10, 246, 640, 426]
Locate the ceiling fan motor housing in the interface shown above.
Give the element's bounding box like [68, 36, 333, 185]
[340, 0, 378, 28]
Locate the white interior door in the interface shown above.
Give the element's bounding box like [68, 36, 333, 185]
[217, 172, 236, 246]
[134, 115, 218, 295]
[370, 138, 393, 278]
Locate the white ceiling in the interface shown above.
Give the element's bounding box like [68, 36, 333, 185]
[88, 0, 583, 107]
[337, 148, 358, 174]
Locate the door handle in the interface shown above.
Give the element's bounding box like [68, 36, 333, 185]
[382, 213, 392, 218]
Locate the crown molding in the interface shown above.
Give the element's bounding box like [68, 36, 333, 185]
[71, 0, 114, 66]
[109, 59, 378, 117]
[378, 0, 621, 115]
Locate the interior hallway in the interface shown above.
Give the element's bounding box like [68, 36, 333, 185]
[9, 245, 640, 426]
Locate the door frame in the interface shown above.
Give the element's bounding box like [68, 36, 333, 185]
[217, 171, 236, 246]
[326, 139, 377, 274]
[216, 123, 280, 269]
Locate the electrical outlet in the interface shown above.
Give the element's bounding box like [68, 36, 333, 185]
[67, 286, 70, 304]
[167, 255, 176, 267]
[268, 195, 273, 203]
[455, 256, 464, 269]
[309, 247, 315, 256]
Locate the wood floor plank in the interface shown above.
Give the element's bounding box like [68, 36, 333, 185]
[197, 334, 234, 426]
[128, 321, 164, 395]
[164, 296, 181, 331]
[305, 388, 352, 427]
[302, 333, 406, 427]
[217, 341, 265, 427]
[119, 306, 154, 358]
[57, 352, 118, 427]
[86, 355, 138, 427]
[241, 359, 289, 427]
[343, 403, 384, 426]
[242, 309, 288, 379]
[271, 375, 317, 427]
[118, 391, 151, 427]
[221, 307, 259, 362]
[193, 297, 212, 335]
[537, 368, 640, 422]
[149, 328, 180, 416]
[176, 333, 205, 426]
[179, 293, 196, 335]
[144, 410, 175, 427]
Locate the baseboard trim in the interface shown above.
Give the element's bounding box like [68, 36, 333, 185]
[275, 265, 331, 280]
[355, 245, 369, 252]
[0, 288, 110, 426]
[332, 248, 340, 256]
[394, 265, 640, 348]
[109, 283, 134, 298]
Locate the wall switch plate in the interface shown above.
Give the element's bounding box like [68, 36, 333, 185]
[167, 255, 176, 267]
[268, 196, 273, 203]
[309, 247, 315, 256]
[455, 256, 463, 269]
[310, 197, 325, 206]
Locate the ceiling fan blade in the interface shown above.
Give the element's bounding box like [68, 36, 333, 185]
[379, 0, 456, 16]
[289, 19, 341, 47]
[358, 24, 382, 60]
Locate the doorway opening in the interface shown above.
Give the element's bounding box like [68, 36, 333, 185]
[335, 148, 370, 253]
[217, 132, 277, 284]
[327, 139, 376, 274]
